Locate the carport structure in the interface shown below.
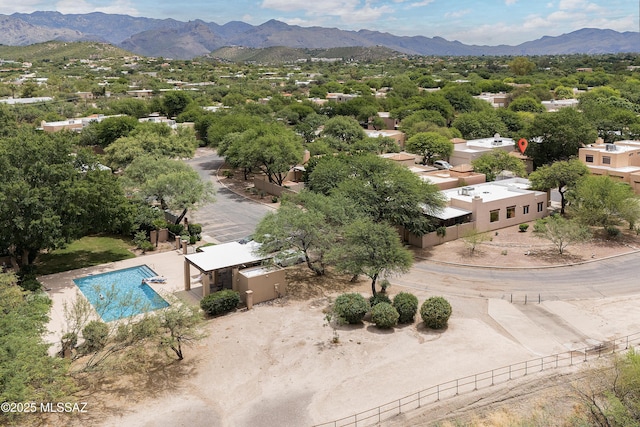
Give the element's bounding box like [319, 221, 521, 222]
[184, 241, 268, 298]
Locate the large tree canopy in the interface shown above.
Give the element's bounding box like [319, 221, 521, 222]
[528, 159, 589, 215]
[220, 122, 303, 185]
[307, 153, 445, 235]
[471, 149, 527, 182]
[405, 132, 454, 166]
[328, 218, 413, 295]
[569, 175, 639, 229]
[104, 125, 198, 170]
[0, 130, 129, 267]
[123, 155, 215, 212]
[525, 109, 598, 167]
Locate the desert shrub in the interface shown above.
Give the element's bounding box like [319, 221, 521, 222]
[369, 293, 392, 307]
[519, 223, 529, 232]
[200, 290, 241, 316]
[82, 320, 109, 352]
[271, 196, 278, 203]
[393, 292, 419, 324]
[167, 223, 185, 235]
[188, 223, 202, 236]
[333, 293, 370, 324]
[436, 226, 447, 237]
[370, 302, 399, 329]
[605, 225, 621, 238]
[420, 297, 452, 329]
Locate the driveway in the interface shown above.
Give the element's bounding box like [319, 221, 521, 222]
[185, 149, 273, 243]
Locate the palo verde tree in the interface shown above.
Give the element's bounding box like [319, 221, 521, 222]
[533, 215, 591, 255]
[405, 132, 454, 166]
[329, 218, 413, 296]
[528, 159, 590, 215]
[569, 175, 640, 230]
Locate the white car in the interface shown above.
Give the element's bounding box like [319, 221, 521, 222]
[434, 160, 452, 170]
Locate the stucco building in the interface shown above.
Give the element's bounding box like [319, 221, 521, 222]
[579, 140, 640, 194]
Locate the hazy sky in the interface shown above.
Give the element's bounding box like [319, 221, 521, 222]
[0, 0, 637, 45]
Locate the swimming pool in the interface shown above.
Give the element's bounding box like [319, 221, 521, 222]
[73, 265, 169, 322]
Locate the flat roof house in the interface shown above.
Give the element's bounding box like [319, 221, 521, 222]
[406, 178, 548, 248]
[449, 134, 516, 166]
[579, 140, 640, 194]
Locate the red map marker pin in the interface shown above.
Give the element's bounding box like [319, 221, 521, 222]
[518, 138, 528, 154]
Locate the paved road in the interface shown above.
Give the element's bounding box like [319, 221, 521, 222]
[185, 149, 273, 243]
[395, 251, 640, 301]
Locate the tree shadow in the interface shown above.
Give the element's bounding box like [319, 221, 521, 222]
[365, 325, 396, 335]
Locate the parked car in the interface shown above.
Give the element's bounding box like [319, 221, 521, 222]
[434, 160, 452, 170]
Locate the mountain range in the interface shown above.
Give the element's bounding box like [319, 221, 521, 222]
[1, 11, 638, 60]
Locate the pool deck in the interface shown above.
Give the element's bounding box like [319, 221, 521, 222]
[39, 248, 201, 355]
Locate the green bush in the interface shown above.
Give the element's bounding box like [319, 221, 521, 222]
[188, 223, 202, 236]
[82, 320, 109, 352]
[200, 290, 241, 316]
[369, 293, 392, 307]
[605, 225, 621, 238]
[420, 297, 452, 329]
[167, 223, 185, 235]
[393, 292, 419, 324]
[519, 223, 529, 232]
[436, 226, 447, 237]
[370, 302, 399, 329]
[333, 293, 370, 324]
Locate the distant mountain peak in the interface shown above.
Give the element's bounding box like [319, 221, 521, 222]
[0, 12, 637, 59]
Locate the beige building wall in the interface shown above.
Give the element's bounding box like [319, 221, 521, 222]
[235, 266, 287, 305]
[408, 222, 475, 248]
[579, 140, 640, 194]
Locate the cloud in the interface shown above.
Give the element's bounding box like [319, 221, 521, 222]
[0, 0, 47, 14]
[260, 0, 393, 25]
[408, 0, 434, 7]
[444, 9, 471, 19]
[55, 0, 139, 16]
[505, 0, 517, 5]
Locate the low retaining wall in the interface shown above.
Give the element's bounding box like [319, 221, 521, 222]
[408, 222, 476, 248]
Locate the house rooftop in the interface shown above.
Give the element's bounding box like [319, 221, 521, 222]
[443, 178, 542, 203]
[185, 241, 268, 272]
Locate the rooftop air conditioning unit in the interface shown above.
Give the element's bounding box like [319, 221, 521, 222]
[605, 143, 616, 152]
[492, 133, 502, 146]
[460, 187, 474, 196]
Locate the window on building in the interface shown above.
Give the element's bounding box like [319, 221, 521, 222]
[602, 156, 611, 165]
[585, 155, 594, 163]
[537, 202, 544, 212]
[523, 205, 530, 214]
[507, 206, 515, 219]
[490, 209, 499, 222]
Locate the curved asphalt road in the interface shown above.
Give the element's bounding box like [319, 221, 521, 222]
[396, 251, 640, 301]
[185, 149, 273, 244]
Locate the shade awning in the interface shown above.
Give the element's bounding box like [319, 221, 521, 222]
[185, 241, 269, 272]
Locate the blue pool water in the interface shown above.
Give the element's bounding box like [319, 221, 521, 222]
[73, 265, 169, 322]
